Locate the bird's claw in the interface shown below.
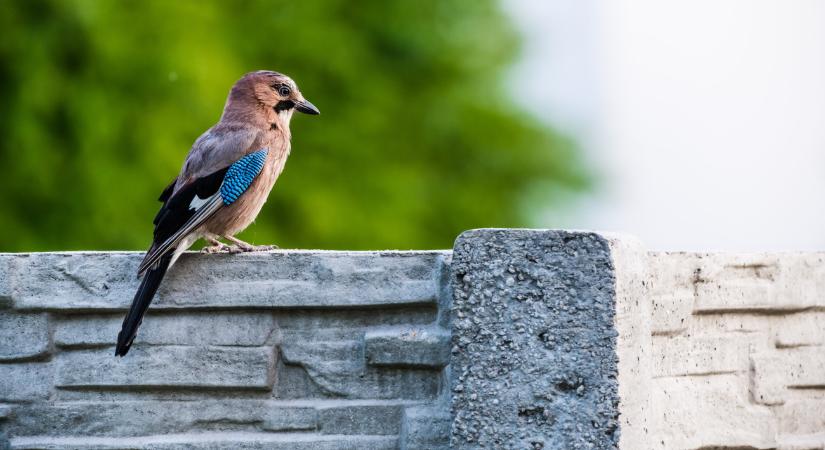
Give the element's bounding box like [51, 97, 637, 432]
[201, 243, 231, 254]
[232, 243, 276, 253]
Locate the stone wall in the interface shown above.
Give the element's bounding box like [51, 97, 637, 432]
[1, 231, 824, 449]
[0, 251, 452, 449]
[647, 252, 825, 450]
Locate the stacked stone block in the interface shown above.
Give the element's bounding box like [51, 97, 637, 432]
[2, 232, 825, 449]
[0, 251, 452, 449]
[648, 252, 825, 450]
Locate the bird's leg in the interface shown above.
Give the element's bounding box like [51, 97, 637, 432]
[201, 235, 231, 254]
[224, 235, 277, 252]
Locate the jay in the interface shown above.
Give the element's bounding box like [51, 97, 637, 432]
[115, 70, 319, 357]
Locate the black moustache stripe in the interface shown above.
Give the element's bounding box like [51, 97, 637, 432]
[274, 100, 295, 112]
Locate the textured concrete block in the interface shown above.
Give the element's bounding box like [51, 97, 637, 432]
[647, 252, 700, 336]
[652, 335, 750, 377]
[0, 364, 51, 401]
[318, 403, 402, 435]
[55, 347, 273, 389]
[751, 348, 825, 406]
[7, 253, 141, 310]
[6, 401, 268, 437]
[400, 406, 450, 450]
[0, 250, 451, 447]
[0, 312, 49, 361]
[4, 239, 823, 449]
[365, 326, 450, 368]
[750, 351, 788, 406]
[692, 254, 825, 313]
[54, 312, 274, 348]
[607, 235, 653, 450]
[775, 312, 825, 348]
[271, 360, 333, 400]
[649, 291, 693, 336]
[272, 306, 437, 331]
[692, 255, 781, 313]
[261, 405, 318, 432]
[9, 252, 446, 310]
[778, 399, 825, 435]
[450, 229, 620, 449]
[650, 374, 776, 449]
[0, 255, 14, 308]
[155, 251, 445, 310]
[8, 433, 399, 450]
[0, 404, 6, 450]
[281, 338, 440, 400]
[280, 338, 364, 376]
[691, 312, 774, 335]
[776, 435, 825, 450]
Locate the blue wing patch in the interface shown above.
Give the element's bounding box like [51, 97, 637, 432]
[220, 149, 268, 205]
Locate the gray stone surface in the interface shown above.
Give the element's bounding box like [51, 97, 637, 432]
[55, 346, 274, 389]
[449, 229, 620, 449]
[54, 312, 275, 347]
[0, 255, 16, 309]
[262, 406, 318, 432]
[8, 433, 399, 450]
[365, 326, 450, 368]
[318, 403, 403, 435]
[400, 406, 451, 450]
[0, 364, 51, 401]
[0, 237, 656, 448]
[6, 401, 269, 437]
[280, 337, 442, 400]
[0, 250, 449, 448]
[0, 403, 11, 449]
[0, 313, 49, 361]
[6, 251, 445, 310]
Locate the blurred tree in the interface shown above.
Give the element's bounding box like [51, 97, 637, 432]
[0, 0, 588, 251]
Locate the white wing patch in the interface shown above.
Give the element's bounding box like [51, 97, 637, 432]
[189, 194, 211, 211]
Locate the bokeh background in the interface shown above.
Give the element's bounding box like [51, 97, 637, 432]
[0, 0, 587, 251]
[0, 0, 822, 252]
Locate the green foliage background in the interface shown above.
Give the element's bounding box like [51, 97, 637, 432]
[0, 0, 588, 251]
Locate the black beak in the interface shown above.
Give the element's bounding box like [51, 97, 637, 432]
[295, 99, 320, 115]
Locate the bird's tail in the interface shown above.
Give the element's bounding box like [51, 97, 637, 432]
[115, 253, 173, 357]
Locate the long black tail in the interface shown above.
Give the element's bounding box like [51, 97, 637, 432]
[115, 253, 173, 357]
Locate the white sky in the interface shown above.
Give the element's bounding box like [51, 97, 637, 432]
[505, 0, 825, 251]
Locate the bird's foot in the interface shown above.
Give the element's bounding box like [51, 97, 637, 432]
[224, 236, 278, 252]
[228, 243, 276, 253]
[201, 243, 232, 254]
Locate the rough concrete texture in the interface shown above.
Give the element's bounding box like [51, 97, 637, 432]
[400, 406, 451, 450]
[450, 229, 621, 449]
[0, 251, 451, 450]
[603, 234, 652, 450]
[648, 252, 825, 450]
[3, 234, 825, 449]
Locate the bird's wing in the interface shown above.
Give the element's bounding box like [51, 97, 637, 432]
[177, 123, 260, 188]
[137, 148, 269, 275]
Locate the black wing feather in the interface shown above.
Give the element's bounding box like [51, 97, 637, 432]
[116, 167, 230, 357]
[150, 167, 229, 250]
[158, 177, 177, 202]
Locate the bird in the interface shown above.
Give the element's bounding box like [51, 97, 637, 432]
[115, 70, 319, 357]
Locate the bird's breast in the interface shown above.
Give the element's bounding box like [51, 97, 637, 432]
[202, 138, 291, 236]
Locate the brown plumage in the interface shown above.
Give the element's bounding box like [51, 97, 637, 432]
[187, 72, 297, 241]
[115, 70, 319, 356]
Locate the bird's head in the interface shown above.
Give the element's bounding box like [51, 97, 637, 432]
[223, 70, 319, 126]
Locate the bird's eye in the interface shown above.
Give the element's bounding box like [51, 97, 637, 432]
[278, 85, 291, 97]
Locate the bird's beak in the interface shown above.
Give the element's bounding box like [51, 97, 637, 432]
[295, 99, 320, 115]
